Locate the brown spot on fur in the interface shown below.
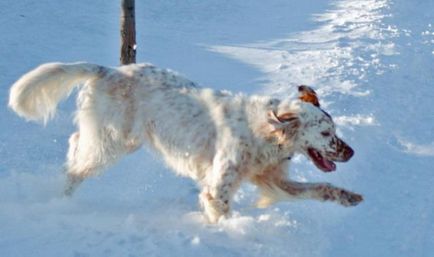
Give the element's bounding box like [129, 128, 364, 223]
[280, 182, 304, 195]
[255, 157, 263, 165]
[276, 112, 298, 123]
[241, 151, 252, 164]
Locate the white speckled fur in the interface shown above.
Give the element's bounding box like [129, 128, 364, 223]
[8, 62, 363, 223]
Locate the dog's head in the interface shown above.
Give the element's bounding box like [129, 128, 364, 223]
[269, 86, 354, 172]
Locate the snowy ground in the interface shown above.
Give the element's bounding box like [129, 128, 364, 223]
[1, 0, 433, 256]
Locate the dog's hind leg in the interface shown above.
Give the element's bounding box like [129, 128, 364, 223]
[64, 132, 82, 196]
[63, 131, 123, 196]
[64, 173, 85, 197]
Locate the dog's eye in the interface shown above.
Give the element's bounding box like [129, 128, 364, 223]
[321, 131, 331, 137]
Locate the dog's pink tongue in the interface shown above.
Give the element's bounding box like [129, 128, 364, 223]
[308, 148, 336, 172]
[322, 158, 336, 172]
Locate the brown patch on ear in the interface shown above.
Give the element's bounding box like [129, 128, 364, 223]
[268, 111, 298, 124]
[298, 85, 320, 107]
[267, 111, 300, 144]
[276, 112, 298, 123]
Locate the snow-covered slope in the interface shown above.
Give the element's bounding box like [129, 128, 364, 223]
[1, 0, 433, 256]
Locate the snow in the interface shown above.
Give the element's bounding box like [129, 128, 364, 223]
[395, 137, 434, 157]
[1, 0, 433, 256]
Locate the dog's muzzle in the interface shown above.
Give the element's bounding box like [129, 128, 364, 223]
[328, 138, 354, 162]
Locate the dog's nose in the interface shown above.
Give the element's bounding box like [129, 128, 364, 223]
[344, 146, 354, 160]
[336, 138, 354, 161]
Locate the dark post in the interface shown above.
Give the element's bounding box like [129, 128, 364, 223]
[120, 0, 136, 65]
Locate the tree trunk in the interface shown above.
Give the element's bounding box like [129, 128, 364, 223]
[120, 0, 136, 65]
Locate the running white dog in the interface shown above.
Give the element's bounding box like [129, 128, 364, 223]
[9, 62, 363, 223]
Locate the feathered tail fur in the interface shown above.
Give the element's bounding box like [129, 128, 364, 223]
[8, 62, 104, 124]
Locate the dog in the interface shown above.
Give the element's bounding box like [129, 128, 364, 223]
[8, 62, 363, 223]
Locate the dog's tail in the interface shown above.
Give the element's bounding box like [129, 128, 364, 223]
[9, 62, 107, 124]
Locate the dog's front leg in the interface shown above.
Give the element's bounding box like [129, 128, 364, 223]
[254, 168, 363, 207]
[200, 154, 243, 223]
[276, 180, 363, 207]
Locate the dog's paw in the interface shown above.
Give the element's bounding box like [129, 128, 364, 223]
[199, 192, 230, 224]
[338, 190, 363, 207]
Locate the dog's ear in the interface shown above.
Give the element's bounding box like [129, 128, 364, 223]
[268, 111, 300, 143]
[298, 85, 320, 107]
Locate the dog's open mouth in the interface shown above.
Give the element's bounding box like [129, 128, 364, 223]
[308, 148, 336, 172]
